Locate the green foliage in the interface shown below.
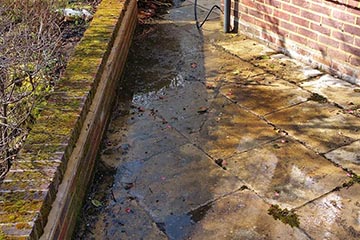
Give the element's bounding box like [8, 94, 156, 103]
[268, 204, 300, 228]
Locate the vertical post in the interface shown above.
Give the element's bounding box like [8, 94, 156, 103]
[224, 0, 231, 33]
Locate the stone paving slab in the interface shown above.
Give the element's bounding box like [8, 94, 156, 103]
[188, 189, 310, 240]
[267, 101, 360, 153]
[190, 95, 279, 159]
[114, 143, 243, 222]
[325, 141, 360, 175]
[219, 38, 277, 62]
[297, 184, 360, 240]
[301, 74, 360, 110]
[220, 79, 311, 116]
[75, 1, 360, 239]
[226, 138, 349, 208]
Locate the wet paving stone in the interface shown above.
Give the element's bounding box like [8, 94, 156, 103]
[113, 144, 243, 222]
[325, 141, 360, 175]
[188, 189, 310, 239]
[190, 95, 279, 159]
[226, 138, 349, 208]
[267, 101, 360, 153]
[297, 184, 360, 240]
[301, 74, 360, 110]
[220, 79, 310, 116]
[75, 0, 360, 239]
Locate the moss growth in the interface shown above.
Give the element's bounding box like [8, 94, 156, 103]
[15, 222, 31, 230]
[0, 229, 5, 240]
[2, 199, 42, 214]
[308, 93, 328, 103]
[342, 174, 360, 188]
[268, 204, 300, 228]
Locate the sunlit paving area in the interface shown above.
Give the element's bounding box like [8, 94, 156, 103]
[75, 0, 360, 239]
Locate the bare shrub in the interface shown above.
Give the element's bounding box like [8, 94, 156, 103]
[0, 0, 65, 177]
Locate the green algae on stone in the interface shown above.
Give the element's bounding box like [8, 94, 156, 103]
[1, 200, 42, 214]
[268, 204, 300, 228]
[0, 229, 5, 240]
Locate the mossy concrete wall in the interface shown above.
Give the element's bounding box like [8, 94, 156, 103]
[0, 0, 137, 239]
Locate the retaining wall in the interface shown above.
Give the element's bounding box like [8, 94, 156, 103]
[225, 0, 360, 84]
[0, 0, 137, 239]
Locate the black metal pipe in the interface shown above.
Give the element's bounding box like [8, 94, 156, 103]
[224, 0, 231, 33]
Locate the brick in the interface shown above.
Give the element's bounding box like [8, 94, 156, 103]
[350, 56, 360, 66]
[332, 30, 355, 44]
[291, 15, 310, 28]
[290, 33, 308, 45]
[332, 9, 356, 23]
[280, 21, 297, 32]
[327, 47, 350, 63]
[242, 14, 256, 24]
[273, 9, 290, 21]
[341, 43, 360, 57]
[310, 2, 331, 16]
[266, 0, 281, 8]
[301, 10, 321, 22]
[344, 24, 360, 36]
[249, 8, 264, 19]
[282, 2, 300, 14]
[261, 32, 276, 43]
[310, 23, 331, 36]
[322, 17, 344, 29]
[319, 35, 340, 48]
[292, 0, 310, 8]
[355, 37, 360, 46]
[298, 27, 318, 40]
[242, 0, 257, 8]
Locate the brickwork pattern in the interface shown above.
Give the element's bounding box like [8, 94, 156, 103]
[227, 0, 360, 83]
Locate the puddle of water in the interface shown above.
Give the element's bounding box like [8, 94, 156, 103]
[156, 203, 213, 240]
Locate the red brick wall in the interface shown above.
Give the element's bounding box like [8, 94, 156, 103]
[227, 0, 360, 82]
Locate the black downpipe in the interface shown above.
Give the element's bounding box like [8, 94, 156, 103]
[224, 0, 231, 33]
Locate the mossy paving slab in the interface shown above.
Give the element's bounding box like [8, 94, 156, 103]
[297, 184, 360, 240]
[0, 180, 51, 192]
[325, 141, 360, 175]
[266, 101, 360, 153]
[225, 138, 349, 208]
[188, 190, 309, 239]
[301, 74, 360, 109]
[220, 79, 310, 116]
[0, 224, 33, 238]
